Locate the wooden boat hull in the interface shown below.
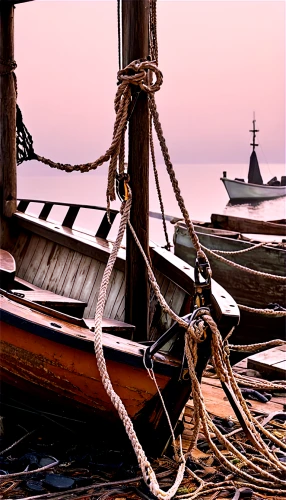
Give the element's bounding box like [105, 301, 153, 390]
[0, 296, 174, 419]
[221, 177, 286, 202]
[0, 202, 239, 455]
[174, 222, 286, 344]
[0, 293, 192, 454]
[209, 213, 286, 236]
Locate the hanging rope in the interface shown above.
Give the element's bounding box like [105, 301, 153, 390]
[16, 105, 36, 165]
[199, 242, 286, 282]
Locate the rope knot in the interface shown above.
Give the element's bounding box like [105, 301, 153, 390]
[117, 59, 163, 93]
[0, 57, 17, 75]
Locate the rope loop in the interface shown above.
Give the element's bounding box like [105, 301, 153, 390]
[117, 59, 163, 94]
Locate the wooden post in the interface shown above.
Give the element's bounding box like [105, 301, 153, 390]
[122, 0, 150, 341]
[0, 2, 17, 247]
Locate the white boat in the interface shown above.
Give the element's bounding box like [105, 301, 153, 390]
[221, 177, 286, 201]
[221, 118, 286, 202]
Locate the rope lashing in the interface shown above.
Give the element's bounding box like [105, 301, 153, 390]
[117, 59, 163, 93]
[0, 57, 17, 75]
[19, 58, 163, 214]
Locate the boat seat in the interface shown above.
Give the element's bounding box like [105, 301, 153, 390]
[0, 249, 16, 290]
[8, 289, 87, 319]
[84, 317, 135, 340]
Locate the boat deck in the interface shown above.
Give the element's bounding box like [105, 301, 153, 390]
[181, 355, 286, 454]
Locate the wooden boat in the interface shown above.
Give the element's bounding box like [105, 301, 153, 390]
[0, 1, 239, 457]
[221, 118, 286, 202]
[173, 217, 286, 345]
[204, 213, 286, 237]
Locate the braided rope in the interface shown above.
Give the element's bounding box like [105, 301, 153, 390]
[150, 0, 158, 64]
[148, 94, 209, 268]
[201, 244, 286, 282]
[128, 216, 286, 489]
[93, 190, 187, 500]
[210, 240, 276, 255]
[229, 339, 286, 353]
[233, 372, 286, 391]
[32, 60, 162, 179]
[184, 314, 286, 487]
[238, 303, 286, 316]
[150, 116, 171, 250]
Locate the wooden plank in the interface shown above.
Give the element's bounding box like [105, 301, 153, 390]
[95, 210, 117, 239]
[17, 235, 40, 279]
[69, 255, 92, 300]
[22, 236, 48, 283]
[12, 231, 29, 269]
[59, 252, 83, 297]
[0, 249, 15, 289]
[77, 258, 102, 307]
[104, 270, 124, 318]
[273, 359, 286, 371]
[17, 200, 30, 213]
[39, 203, 53, 221]
[62, 206, 80, 228]
[47, 246, 71, 293]
[53, 248, 75, 295]
[114, 292, 126, 322]
[40, 243, 61, 290]
[0, 249, 15, 273]
[109, 276, 126, 320]
[185, 379, 284, 421]
[18, 290, 86, 306]
[84, 262, 105, 318]
[247, 346, 286, 379]
[84, 317, 135, 338]
[32, 241, 56, 288]
[211, 213, 286, 236]
[15, 212, 126, 272]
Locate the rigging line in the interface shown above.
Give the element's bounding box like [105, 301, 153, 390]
[117, 0, 122, 70]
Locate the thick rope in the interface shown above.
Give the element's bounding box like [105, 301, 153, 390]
[229, 339, 286, 353]
[150, 116, 171, 250]
[93, 191, 186, 500]
[148, 94, 210, 269]
[210, 240, 284, 255]
[238, 303, 286, 316]
[201, 244, 286, 282]
[184, 313, 286, 488]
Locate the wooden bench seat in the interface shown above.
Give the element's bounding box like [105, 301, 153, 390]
[9, 289, 87, 318]
[0, 249, 16, 290]
[84, 317, 135, 339]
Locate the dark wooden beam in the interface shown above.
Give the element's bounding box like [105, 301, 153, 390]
[122, 0, 150, 341]
[0, 2, 16, 248]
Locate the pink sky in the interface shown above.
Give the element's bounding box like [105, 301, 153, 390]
[14, 1, 285, 168]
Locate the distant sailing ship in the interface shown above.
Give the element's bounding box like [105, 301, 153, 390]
[221, 118, 286, 202]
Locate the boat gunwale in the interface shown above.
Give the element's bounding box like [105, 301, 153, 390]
[0, 295, 181, 376]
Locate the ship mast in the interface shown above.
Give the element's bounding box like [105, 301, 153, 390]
[250, 112, 259, 152]
[122, 0, 150, 341]
[0, 0, 34, 247]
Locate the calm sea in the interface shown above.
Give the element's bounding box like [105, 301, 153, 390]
[18, 162, 285, 247]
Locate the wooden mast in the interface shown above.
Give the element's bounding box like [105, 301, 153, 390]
[0, 1, 34, 248]
[0, 1, 17, 247]
[122, 0, 150, 341]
